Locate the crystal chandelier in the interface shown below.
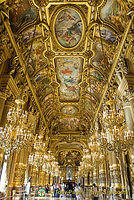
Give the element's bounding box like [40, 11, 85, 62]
[78, 144, 104, 175]
[0, 99, 33, 154]
[29, 151, 46, 169]
[29, 135, 46, 169]
[29, 137, 60, 174]
[100, 96, 134, 154]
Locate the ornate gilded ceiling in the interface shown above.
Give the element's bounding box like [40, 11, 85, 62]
[0, 0, 133, 164]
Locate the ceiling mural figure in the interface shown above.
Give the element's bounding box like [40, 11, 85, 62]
[9, 0, 37, 32]
[62, 105, 78, 115]
[95, 26, 117, 44]
[55, 57, 83, 102]
[55, 8, 83, 48]
[100, 0, 128, 31]
[58, 150, 81, 166]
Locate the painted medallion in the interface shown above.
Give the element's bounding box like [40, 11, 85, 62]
[55, 8, 83, 48]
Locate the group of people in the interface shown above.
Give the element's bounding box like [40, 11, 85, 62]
[47, 183, 85, 199]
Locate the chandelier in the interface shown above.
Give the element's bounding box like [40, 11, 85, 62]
[29, 137, 60, 174]
[100, 96, 134, 154]
[0, 99, 33, 154]
[78, 143, 104, 175]
[42, 151, 60, 175]
[29, 135, 46, 168]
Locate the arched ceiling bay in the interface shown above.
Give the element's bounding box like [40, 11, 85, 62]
[0, 0, 132, 155]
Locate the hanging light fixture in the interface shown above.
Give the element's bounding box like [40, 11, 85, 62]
[0, 99, 33, 154]
[100, 96, 134, 153]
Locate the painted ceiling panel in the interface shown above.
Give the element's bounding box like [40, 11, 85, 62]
[55, 8, 83, 48]
[55, 57, 83, 102]
[100, 0, 128, 31]
[9, 0, 38, 32]
[61, 105, 78, 115]
[58, 150, 82, 166]
[3, 0, 130, 139]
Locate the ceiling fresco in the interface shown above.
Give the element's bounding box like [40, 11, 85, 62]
[62, 106, 78, 115]
[55, 8, 83, 48]
[58, 150, 82, 166]
[0, 0, 132, 161]
[100, 0, 128, 31]
[55, 57, 83, 101]
[9, 0, 38, 32]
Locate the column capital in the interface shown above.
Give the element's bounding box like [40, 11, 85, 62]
[123, 88, 134, 100]
[122, 88, 134, 107]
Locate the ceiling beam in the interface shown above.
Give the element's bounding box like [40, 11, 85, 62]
[91, 15, 134, 131]
[0, 12, 49, 132]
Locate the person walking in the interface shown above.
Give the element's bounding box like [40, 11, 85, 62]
[92, 183, 99, 200]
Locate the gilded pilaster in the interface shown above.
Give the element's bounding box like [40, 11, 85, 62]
[93, 168, 97, 185]
[84, 172, 88, 186]
[109, 151, 114, 188]
[99, 163, 106, 188]
[50, 173, 53, 185]
[38, 166, 45, 186]
[89, 171, 93, 186]
[44, 172, 47, 185]
[13, 163, 26, 187]
[6, 151, 18, 199]
[0, 91, 7, 125]
[31, 165, 38, 188]
[13, 147, 29, 198]
[0, 148, 4, 171]
[123, 94, 134, 132]
[129, 148, 134, 199]
[112, 153, 122, 189]
[45, 173, 50, 185]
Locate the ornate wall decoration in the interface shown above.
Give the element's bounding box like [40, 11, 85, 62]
[94, 26, 117, 44]
[24, 39, 47, 75]
[91, 42, 113, 70]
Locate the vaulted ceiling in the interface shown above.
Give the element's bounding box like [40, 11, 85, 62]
[0, 0, 133, 164]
